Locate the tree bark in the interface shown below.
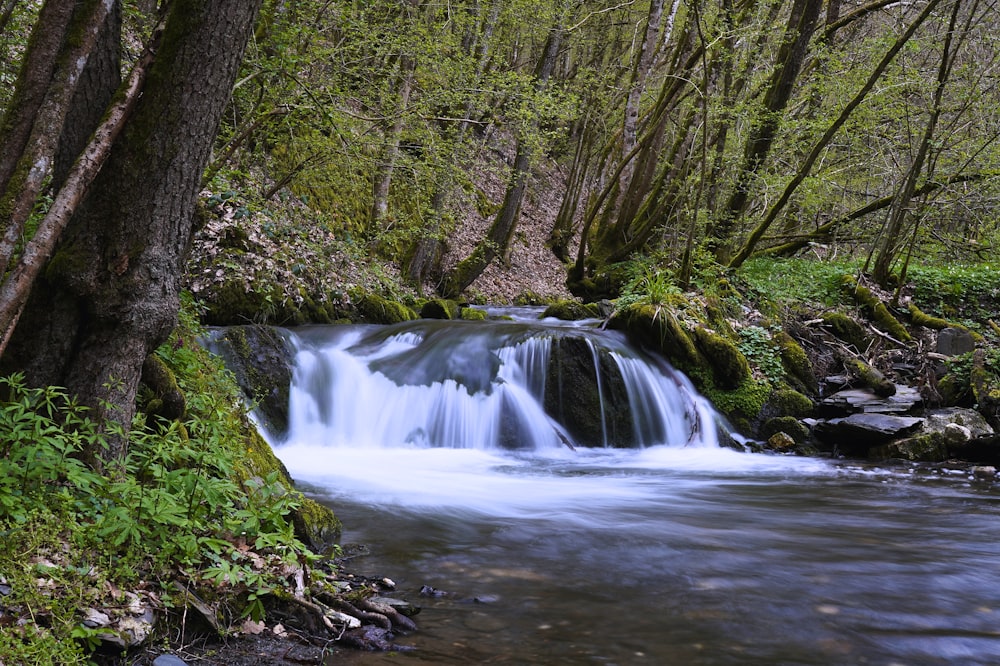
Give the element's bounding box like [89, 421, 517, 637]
[1, 0, 262, 463]
[708, 0, 823, 262]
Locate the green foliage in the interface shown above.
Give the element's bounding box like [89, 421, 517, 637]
[907, 263, 1000, 326]
[0, 296, 327, 663]
[737, 326, 785, 386]
[737, 258, 860, 306]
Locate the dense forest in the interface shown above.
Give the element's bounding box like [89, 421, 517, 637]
[1, 0, 999, 663]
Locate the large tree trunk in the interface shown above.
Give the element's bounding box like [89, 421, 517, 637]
[1, 0, 262, 462]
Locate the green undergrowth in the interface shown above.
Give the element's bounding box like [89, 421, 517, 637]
[0, 298, 327, 664]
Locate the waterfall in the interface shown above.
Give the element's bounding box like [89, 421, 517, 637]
[279, 312, 721, 451]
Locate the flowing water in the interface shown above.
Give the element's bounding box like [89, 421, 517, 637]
[263, 309, 1000, 665]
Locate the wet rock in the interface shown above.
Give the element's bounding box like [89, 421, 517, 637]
[869, 433, 948, 462]
[339, 625, 399, 651]
[922, 407, 994, 439]
[153, 656, 189, 666]
[819, 386, 921, 416]
[419, 585, 448, 597]
[767, 431, 797, 452]
[814, 413, 924, 453]
[945, 423, 972, 444]
[210, 325, 294, 437]
[972, 466, 997, 479]
[947, 434, 1000, 465]
[371, 596, 420, 617]
[544, 336, 632, 447]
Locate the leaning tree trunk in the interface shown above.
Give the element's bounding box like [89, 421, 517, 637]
[439, 14, 565, 299]
[1, 0, 262, 463]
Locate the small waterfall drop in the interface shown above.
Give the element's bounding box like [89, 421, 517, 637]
[280, 310, 721, 452]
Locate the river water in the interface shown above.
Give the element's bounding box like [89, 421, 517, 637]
[265, 311, 1000, 665]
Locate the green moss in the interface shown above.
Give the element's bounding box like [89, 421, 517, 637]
[821, 311, 872, 351]
[908, 303, 982, 341]
[291, 496, 342, 556]
[774, 331, 814, 391]
[354, 293, 417, 324]
[420, 298, 460, 320]
[705, 376, 772, 424]
[760, 416, 811, 444]
[844, 357, 896, 397]
[869, 432, 948, 462]
[459, 307, 487, 321]
[141, 352, 186, 423]
[768, 387, 814, 416]
[841, 277, 911, 342]
[690, 326, 750, 390]
[542, 299, 601, 321]
[608, 304, 701, 368]
[937, 371, 970, 406]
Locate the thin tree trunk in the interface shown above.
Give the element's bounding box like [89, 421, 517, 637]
[0, 0, 115, 276]
[440, 9, 566, 298]
[727, 0, 944, 268]
[370, 55, 416, 229]
[708, 0, 823, 262]
[870, 0, 962, 285]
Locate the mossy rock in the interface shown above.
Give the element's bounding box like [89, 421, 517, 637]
[768, 387, 814, 417]
[760, 416, 811, 444]
[774, 331, 815, 393]
[212, 325, 294, 438]
[821, 311, 872, 351]
[689, 326, 750, 390]
[937, 372, 970, 406]
[869, 432, 949, 462]
[240, 428, 342, 554]
[420, 298, 460, 320]
[607, 304, 702, 369]
[354, 293, 417, 324]
[543, 336, 633, 447]
[542, 299, 601, 321]
[460, 307, 487, 321]
[703, 375, 772, 427]
[291, 496, 342, 556]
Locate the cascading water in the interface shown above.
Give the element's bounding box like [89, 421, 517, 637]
[279, 311, 721, 452]
[234, 308, 1000, 665]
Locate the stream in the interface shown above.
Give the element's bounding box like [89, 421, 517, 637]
[264, 309, 1000, 665]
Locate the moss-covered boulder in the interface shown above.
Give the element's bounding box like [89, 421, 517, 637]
[869, 432, 948, 462]
[202, 278, 306, 326]
[607, 303, 701, 368]
[240, 428, 342, 553]
[544, 336, 632, 447]
[460, 307, 487, 321]
[774, 331, 815, 394]
[211, 325, 294, 438]
[355, 293, 417, 324]
[689, 326, 750, 390]
[542, 299, 602, 321]
[420, 298, 460, 320]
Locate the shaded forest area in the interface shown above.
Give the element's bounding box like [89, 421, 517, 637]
[142, 0, 1000, 301]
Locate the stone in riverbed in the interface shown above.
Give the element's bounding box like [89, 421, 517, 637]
[819, 385, 921, 416]
[813, 413, 924, 453]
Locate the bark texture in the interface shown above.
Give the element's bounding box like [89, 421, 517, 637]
[1, 0, 262, 460]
